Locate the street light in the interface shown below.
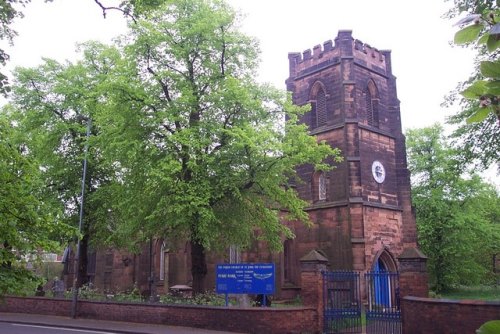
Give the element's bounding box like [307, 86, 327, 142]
[71, 116, 91, 319]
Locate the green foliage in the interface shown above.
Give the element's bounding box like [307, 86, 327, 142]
[0, 0, 28, 95]
[453, 7, 500, 123]
[440, 286, 500, 301]
[133, 0, 333, 241]
[89, 0, 339, 293]
[160, 291, 226, 306]
[33, 261, 64, 283]
[406, 124, 500, 292]
[454, 23, 483, 44]
[118, 0, 167, 18]
[446, 94, 499, 169]
[444, 1, 499, 170]
[0, 117, 72, 297]
[4, 44, 127, 270]
[111, 284, 143, 302]
[4, 0, 340, 294]
[0, 265, 42, 297]
[77, 283, 102, 301]
[477, 320, 500, 334]
[444, 0, 497, 19]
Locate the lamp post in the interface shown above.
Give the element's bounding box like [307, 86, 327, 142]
[71, 117, 91, 319]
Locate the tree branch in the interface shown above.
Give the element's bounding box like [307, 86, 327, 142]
[93, 0, 137, 24]
[146, 48, 173, 103]
[220, 26, 226, 77]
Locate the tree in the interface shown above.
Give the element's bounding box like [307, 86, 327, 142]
[91, 0, 339, 293]
[406, 124, 500, 292]
[0, 0, 161, 295]
[5, 0, 338, 294]
[444, 0, 499, 169]
[4, 47, 121, 287]
[0, 0, 177, 294]
[0, 117, 73, 296]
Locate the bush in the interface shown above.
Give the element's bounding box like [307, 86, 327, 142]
[477, 320, 500, 334]
[160, 291, 226, 306]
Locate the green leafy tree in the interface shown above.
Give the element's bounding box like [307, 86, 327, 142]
[407, 124, 500, 292]
[0, 0, 190, 294]
[90, 0, 339, 293]
[444, 0, 499, 169]
[5, 0, 339, 294]
[4, 48, 121, 287]
[0, 117, 73, 296]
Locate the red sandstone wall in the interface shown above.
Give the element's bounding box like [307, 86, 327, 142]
[5, 295, 497, 334]
[0, 296, 318, 334]
[402, 296, 500, 334]
[363, 207, 404, 267]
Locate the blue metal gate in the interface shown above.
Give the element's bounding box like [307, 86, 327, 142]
[365, 271, 401, 334]
[323, 271, 362, 334]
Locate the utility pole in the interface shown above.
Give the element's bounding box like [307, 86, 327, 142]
[71, 117, 91, 319]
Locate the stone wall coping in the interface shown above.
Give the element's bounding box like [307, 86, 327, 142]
[4, 295, 315, 312]
[398, 247, 427, 259]
[403, 296, 500, 306]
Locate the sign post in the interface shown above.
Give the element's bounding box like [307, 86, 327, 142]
[216, 263, 275, 306]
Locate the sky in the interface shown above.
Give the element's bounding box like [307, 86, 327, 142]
[2, 0, 476, 133]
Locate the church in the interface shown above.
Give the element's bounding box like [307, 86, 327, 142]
[64, 30, 425, 301]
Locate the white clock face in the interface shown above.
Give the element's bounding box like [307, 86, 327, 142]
[372, 160, 385, 184]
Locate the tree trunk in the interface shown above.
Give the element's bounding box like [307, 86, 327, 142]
[190, 239, 207, 295]
[77, 234, 89, 288]
[2, 241, 11, 268]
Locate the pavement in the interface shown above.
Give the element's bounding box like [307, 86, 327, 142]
[0, 312, 242, 334]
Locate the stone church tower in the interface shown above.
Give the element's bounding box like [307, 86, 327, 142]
[279, 30, 426, 298]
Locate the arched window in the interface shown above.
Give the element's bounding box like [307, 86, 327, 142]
[310, 82, 328, 128]
[283, 239, 293, 283]
[366, 80, 379, 127]
[373, 249, 397, 272]
[159, 241, 169, 282]
[318, 172, 327, 201]
[316, 89, 327, 126]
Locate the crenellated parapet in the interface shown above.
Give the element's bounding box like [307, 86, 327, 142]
[288, 30, 391, 80]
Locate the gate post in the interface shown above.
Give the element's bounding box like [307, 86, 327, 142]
[398, 247, 428, 298]
[300, 250, 329, 334]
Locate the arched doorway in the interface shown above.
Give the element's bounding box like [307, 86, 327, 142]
[372, 250, 398, 309]
[366, 251, 402, 332]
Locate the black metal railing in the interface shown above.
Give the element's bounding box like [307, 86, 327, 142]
[323, 271, 362, 334]
[365, 271, 401, 334]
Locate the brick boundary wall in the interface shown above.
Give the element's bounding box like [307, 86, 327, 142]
[0, 296, 318, 334]
[402, 296, 500, 334]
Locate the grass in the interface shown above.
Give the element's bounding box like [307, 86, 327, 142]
[439, 286, 500, 301]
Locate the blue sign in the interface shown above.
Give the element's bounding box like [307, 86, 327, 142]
[216, 263, 275, 295]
